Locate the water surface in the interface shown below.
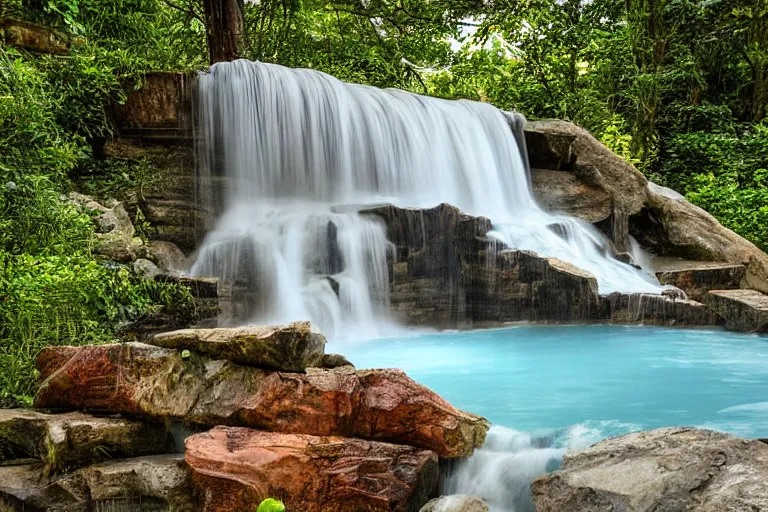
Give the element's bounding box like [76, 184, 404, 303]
[331, 325, 768, 511]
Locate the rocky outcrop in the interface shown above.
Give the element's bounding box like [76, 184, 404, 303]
[632, 182, 768, 295]
[151, 321, 326, 371]
[420, 495, 489, 512]
[654, 260, 745, 301]
[525, 119, 648, 251]
[0, 409, 172, 474]
[67, 192, 143, 263]
[0, 454, 194, 511]
[705, 289, 768, 333]
[362, 203, 602, 327]
[35, 343, 489, 457]
[0, 18, 70, 54]
[147, 240, 190, 273]
[185, 427, 439, 512]
[532, 427, 768, 512]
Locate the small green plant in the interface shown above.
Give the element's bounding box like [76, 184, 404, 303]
[257, 498, 286, 512]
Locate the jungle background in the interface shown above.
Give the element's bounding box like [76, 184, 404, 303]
[1, 0, 766, 401]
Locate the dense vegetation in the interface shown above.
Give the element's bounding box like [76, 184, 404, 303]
[0, 0, 766, 400]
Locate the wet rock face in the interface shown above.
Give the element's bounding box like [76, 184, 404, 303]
[0, 454, 194, 512]
[185, 427, 439, 512]
[151, 321, 326, 371]
[705, 289, 768, 333]
[524, 119, 649, 251]
[35, 344, 489, 458]
[532, 427, 768, 512]
[0, 409, 172, 475]
[654, 262, 745, 302]
[362, 204, 602, 327]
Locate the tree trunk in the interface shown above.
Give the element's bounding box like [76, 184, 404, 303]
[203, 0, 244, 64]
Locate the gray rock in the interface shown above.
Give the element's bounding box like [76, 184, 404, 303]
[150, 320, 326, 371]
[705, 289, 768, 333]
[420, 495, 489, 512]
[532, 427, 768, 512]
[67, 192, 134, 237]
[132, 258, 161, 279]
[0, 454, 194, 512]
[0, 409, 172, 475]
[632, 182, 768, 295]
[147, 240, 189, 273]
[655, 261, 745, 302]
[321, 353, 354, 369]
[94, 231, 141, 263]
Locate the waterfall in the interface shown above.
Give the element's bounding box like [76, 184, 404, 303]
[191, 60, 662, 337]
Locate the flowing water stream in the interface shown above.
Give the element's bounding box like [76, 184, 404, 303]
[191, 60, 663, 339]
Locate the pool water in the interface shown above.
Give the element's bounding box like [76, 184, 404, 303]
[330, 325, 768, 511]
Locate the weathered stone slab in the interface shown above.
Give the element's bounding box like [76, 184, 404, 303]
[654, 261, 745, 301]
[532, 427, 768, 512]
[35, 343, 489, 457]
[185, 427, 438, 512]
[705, 289, 768, 333]
[530, 168, 612, 223]
[604, 293, 721, 326]
[151, 321, 325, 370]
[0, 409, 172, 474]
[0, 454, 194, 512]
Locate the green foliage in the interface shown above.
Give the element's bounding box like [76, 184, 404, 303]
[256, 498, 286, 512]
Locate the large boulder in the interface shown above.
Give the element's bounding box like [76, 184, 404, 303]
[532, 427, 768, 512]
[524, 120, 648, 250]
[185, 427, 438, 512]
[0, 409, 172, 474]
[150, 321, 326, 371]
[147, 240, 190, 273]
[35, 343, 489, 458]
[420, 495, 489, 512]
[631, 182, 768, 294]
[0, 454, 194, 511]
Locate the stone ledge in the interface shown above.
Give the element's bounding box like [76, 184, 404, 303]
[705, 289, 768, 333]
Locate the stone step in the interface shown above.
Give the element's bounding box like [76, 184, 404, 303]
[653, 260, 745, 301]
[185, 426, 438, 512]
[150, 320, 326, 371]
[34, 343, 489, 458]
[0, 409, 173, 475]
[705, 289, 768, 333]
[603, 293, 721, 327]
[0, 454, 193, 512]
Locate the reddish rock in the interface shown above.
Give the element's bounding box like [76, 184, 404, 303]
[185, 427, 438, 512]
[35, 344, 488, 458]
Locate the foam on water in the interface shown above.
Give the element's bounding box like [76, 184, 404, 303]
[334, 325, 768, 511]
[191, 60, 663, 338]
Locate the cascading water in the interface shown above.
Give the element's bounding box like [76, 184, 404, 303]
[192, 59, 662, 338]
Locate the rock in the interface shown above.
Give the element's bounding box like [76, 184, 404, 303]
[0, 409, 172, 474]
[420, 495, 489, 512]
[603, 292, 720, 326]
[654, 261, 745, 301]
[0, 454, 194, 511]
[150, 321, 326, 371]
[321, 353, 354, 369]
[147, 240, 189, 273]
[705, 289, 768, 333]
[68, 192, 134, 237]
[133, 258, 161, 278]
[530, 168, 612, 223]
[155, 274, 219, 298]
[631, 182, 768, 294]
[94, 231, 141, 263]
[362, 203, 602, 327]
[1, 18, 70, 55]
[524, 120, 648, 250]
[185, 427, 438, 512]
[35, 343, 489, 458]
[532, 427, 768, 512]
